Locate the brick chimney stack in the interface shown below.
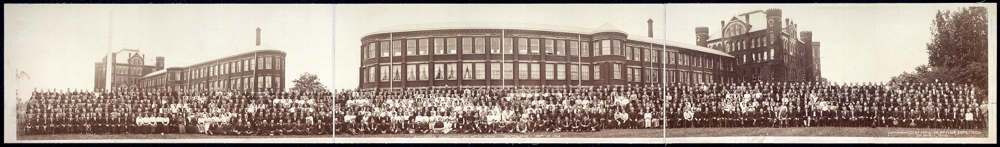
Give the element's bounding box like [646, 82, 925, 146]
[256, 27, 261, 46]
[647, 19, 654, 38]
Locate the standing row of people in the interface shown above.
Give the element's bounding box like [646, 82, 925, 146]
[19, 82, 988, 137]
[661, 82, 987, 129]
[332, 82, 987, 135]
[18, 88, 334, 136]
[334, 85, 664, 135]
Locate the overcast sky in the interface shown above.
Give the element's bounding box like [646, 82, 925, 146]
[666, 4, 995, 85]
[5, 4, 995, 92]
[332, 4, 995, 89]
[4, 4, 334, 96]
[333, 4, 666, 89]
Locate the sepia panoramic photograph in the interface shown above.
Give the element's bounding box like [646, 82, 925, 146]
[4, 3, 995, 144]
[331, 4, 995, 143]
[659, 4, 994, 143]
[333, 4, 669, 143]
[4, 4, 335, 143]
[334, 4, 672, 142]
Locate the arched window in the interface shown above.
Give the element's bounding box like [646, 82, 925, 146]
[724, 24, 746, 38]
[129, 56, 143, 65]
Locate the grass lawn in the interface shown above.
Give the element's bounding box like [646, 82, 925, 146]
[661, 127, 988, 138]
[18, 127, 987, 140]
[337, 129, 664, 138]
[337, 127, 988, 138]
[19, 133, 330, 140]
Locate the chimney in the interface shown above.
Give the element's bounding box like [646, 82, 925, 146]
[647, 19, 654, 38]
[721, 21, 726, 29]
[256, 27, 261, 46]
[745, 15, 750, 24]
[155, 57, 165, 71]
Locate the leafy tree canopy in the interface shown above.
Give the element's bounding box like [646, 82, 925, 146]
[891, 6, 988, 89]
[290, 72, 328, 93]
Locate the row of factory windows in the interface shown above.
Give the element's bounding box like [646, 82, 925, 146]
[364, 37, 678, 63]
[363, 62, 722, 84]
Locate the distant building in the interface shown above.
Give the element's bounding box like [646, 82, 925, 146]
[356, 8, 822, 90]
[138, 48, 286, 92]
[696, 8, 822, 82]
[358, 20, 736, 90]
[94, 49, 163, 90]
[95, 28, 287, 91]
[812, 42, 822, 82]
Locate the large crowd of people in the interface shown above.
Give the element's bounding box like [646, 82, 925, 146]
[333, 82, 988, 135]
[660, 82, 987, 129]
[334, 85, 664, 135]
[17, 82, 989, 137]
[17, 88, 334, 136]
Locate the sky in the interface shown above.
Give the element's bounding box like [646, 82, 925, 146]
[330, 4, 996, 90]
[333, 4, 666, 89]
[666, 4, 996, 84]
[4, 4, 995, 92]
[4, 4, 335, 98]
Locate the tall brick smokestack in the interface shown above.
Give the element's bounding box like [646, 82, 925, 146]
[256, 27, 261, 46]
[647, 19, 654, 38]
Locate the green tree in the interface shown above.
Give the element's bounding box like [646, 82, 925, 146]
[290, 72, 327, 93]
[891, 6, 988, 89]
[889, 65, 962, 84]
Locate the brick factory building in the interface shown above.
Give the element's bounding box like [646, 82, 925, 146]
[358, 20, 736, 90]
[95, 28, 287, 91]
[696, 8, 822, 83]
[94, 48, 163, 90]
